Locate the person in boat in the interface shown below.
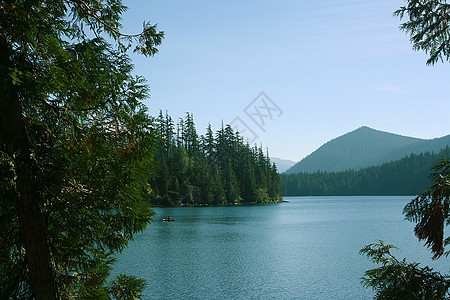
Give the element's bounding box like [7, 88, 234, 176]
[167, 215, 171, 221]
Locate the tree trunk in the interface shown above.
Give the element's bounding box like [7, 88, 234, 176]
[0, 34, 59, 300]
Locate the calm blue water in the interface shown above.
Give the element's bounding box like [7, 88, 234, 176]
[112, 196, 445, 299]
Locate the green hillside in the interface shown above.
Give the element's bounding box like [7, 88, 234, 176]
[280, 146, 450, 196]
[285, 126, 450, 174]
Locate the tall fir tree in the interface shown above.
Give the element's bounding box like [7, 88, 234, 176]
[148, 113, 282, 206]
[0, 1, 164, 298]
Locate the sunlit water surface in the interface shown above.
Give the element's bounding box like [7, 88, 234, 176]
[112, 196, 445, 299]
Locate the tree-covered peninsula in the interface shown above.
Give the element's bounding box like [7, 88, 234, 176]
[148, 112, 282, 206]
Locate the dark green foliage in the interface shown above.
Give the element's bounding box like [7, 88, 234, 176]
[395, 0, 450, 65]
[361, 158, 450, 298]
[360, 241, 450, 299]
[404, 158, 450, 258]
[0, 0, 163, 298]
[285, 126, 450, 174]
[149, 112, 282, 206]
[107, 274, 147, 300]
[360, 2, 450, 298]
[280, 147, 450, 196]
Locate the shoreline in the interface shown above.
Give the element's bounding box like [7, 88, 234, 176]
[150, 198, 286, 208]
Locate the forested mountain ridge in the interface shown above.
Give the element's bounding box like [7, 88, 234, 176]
[285, 126, 450, 174]
[280, 146, 450, 196]
[148, 112, 282, 206]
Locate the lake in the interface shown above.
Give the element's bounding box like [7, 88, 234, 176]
[112, 196, 444, 299]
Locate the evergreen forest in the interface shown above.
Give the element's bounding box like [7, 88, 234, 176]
[285, 126, 450, 174]
[148, 112, 282, 206]
[280, 146, 450, 196]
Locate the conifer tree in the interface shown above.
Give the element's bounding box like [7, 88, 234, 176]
[147, 113, 282, 206]
[361, 2, 450, 298]
[394, 0, 450, 65]
[203, 124, 216, 161]
[0, 1, 164, 298]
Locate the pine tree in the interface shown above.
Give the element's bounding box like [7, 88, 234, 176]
[0, 1, 164, 298]
[203, 124, 216, 161]
[360, 2, 450, 297]
[149, 114, 282, 206]
[224, 159, 241, 204]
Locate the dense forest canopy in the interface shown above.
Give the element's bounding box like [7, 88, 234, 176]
[0, 0, 163, 298]
[1, 0, 448, 298]
[281, 147, 450, 196]
[285, 126, 450, 174]
[149, 112, 282, 206]
[0, 1, 282, 298]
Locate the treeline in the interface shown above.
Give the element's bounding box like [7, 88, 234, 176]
[280, 146, 450, 196]
[148, 112, 282, 206]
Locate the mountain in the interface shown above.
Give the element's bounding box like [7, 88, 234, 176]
[285, 126, 450, 174]
[280, 146, 450, 196]
[270, 157, 297, 173]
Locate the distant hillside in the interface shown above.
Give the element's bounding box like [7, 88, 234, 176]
[285, 126, 450, 174]
[270, 157, 297, 173]
[280, 146, 450, 196]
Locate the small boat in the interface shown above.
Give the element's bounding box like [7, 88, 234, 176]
[162, 218, 175, 222]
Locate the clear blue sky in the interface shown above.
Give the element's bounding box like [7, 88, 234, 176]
[122, 0, 449, 162]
